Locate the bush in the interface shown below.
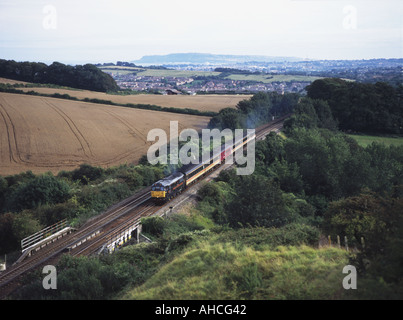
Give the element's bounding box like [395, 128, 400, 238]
[77, 182, 131, 214]
[141, 216, 166, 237]
[71, 164, 105, 185]
[6, 174, 71, 212]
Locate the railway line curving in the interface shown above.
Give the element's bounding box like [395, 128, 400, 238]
[0, 115, 287, 299]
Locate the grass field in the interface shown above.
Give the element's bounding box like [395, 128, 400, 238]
[347, 134, 403, 147]
[99, 66, 322, 82]
[100, 66, 220, 78]
[136, 69, 220, 78]
[0, 92, 210, 175]
[224, 74, 323, 83]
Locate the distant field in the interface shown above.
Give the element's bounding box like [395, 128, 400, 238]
[0, 92, 210, 175]
[347, 134, 403, 147]
[0, 78, 28, 85]
[224, 74, 323, 83]
[136, 69, 221, 78]
[100, 66, 220, 78]
[0, 75, 249, 113]
[16, 86, 248, 112]
[100, 66, 321, 82]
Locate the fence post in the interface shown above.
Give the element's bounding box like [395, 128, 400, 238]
[344, 236, 349, 252]
[337, 235, 341, 249]
[328, 235, 331, 246]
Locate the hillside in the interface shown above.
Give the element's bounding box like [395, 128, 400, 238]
[122, 243, 349, 300]
[132, 53, 302, 65]
[0, 92, 210, 175]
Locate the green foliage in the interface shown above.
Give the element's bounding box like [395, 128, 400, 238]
[34, 201, 78, 226]
[255, 131, 285, 167]
[6, 174, 71, 212]
[284, 97, 337, 132]
[208, 92, 299, 130]
[347, 134, 403, 148]
[307, 78, 403, 134]
[11, 211, 43, 244]
[123, 243, 349, 300]
[59, 163, 105, 185]
[324, 192, 403, 299]
[0, 176, 7, 209]
[324, 191, 401, 256]
[0, 213, 18, 254]
[133, 165, 164, 186]
[14, 254, 137, 300]
[224, 175, 298, 228]
[0, 163, 167, 255]
[141, 216, 166, 237]
[225, 262, 262, 298]
[215, 224, 320, 250]
[0, 59, 119, 92]
[77, 182, 132, 216]
[0, 176, 7, 195]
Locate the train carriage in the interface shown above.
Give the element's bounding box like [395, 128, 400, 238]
[150, 129, 256, 203]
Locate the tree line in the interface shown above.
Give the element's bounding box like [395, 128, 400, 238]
[0, 59, 119, 92]
[306, 78, 403, 134]
[208, 91, 299, 130]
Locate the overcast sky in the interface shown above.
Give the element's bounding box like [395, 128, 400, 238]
[0, 0, 402, 64]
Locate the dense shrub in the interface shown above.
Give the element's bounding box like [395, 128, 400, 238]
[6, 174, 71, 212]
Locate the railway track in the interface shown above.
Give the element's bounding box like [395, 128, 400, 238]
[0, 115, 288, 299]
[0, 187, 152, 298]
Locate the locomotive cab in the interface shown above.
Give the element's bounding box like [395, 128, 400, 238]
[151, 183, 166, 200]
[151, 172, 185, 202]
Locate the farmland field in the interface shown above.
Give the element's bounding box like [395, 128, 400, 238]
[224, 74, 322, 83]
[15, 87, 249, 113]
[0, 92, 210, 175]
[99, 66, 220, 78]
[347, 134, 403, 147]
[0, 78, 28, 85]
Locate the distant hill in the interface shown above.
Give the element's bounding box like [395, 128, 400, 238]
[132, 53, 303, 65]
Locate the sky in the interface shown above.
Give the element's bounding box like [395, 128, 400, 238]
[0, 0, 402, 64]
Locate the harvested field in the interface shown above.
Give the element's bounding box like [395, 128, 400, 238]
[0, 77, 28, 85]
[0, 92, 210, 175]
[17, 86, 249, 113]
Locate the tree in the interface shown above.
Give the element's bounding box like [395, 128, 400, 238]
[7, 174, 71, 211]
[0, 59, 119, 92]
[71, 164, 104, 185]
[283, 97, 337, 132]
[0, 176, 7, 209]
[0, 213, 17, 254]
[324, 191, 403, 289]
[306, 78, 403, 134]
[324, 191, 387, 248]
[225, 175, 294, 228]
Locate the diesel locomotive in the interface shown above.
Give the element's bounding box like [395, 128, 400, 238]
[151, 130, 255, 202]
